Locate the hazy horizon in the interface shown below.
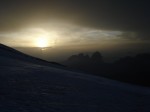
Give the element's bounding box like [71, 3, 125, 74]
[0, 0, 150, 62]
[13, 43, 150, 63]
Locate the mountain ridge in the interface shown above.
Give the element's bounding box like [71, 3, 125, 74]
[0, 43, 64, 68]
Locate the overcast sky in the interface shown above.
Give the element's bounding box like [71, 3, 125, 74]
[0, 0, 150, 61]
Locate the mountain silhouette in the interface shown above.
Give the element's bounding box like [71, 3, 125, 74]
[63, 52, 150, 86]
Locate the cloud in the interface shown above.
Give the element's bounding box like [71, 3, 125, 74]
[0, 22, 122, 47]
[119, 31, 150, 40]
[0, 0, 150, 40]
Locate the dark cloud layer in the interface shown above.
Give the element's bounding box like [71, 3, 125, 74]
[0, 0, 150, 39]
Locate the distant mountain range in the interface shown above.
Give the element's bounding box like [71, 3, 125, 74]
[63, 51, 150, 86]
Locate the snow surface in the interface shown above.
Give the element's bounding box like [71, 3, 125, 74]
[0, 44, 150, 112]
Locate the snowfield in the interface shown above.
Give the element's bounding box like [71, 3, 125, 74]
[0, 44, 150, 112]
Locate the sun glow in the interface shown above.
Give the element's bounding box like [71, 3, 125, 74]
[36, 37, 49, 48]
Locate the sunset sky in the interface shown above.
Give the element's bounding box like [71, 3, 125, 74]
[0, 0, 150, 61]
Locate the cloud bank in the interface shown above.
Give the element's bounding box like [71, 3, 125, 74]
[0, 0, 150, 40]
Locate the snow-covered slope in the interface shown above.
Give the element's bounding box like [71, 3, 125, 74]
[0, 44, 150, 112]
[0, 44, 64, 68]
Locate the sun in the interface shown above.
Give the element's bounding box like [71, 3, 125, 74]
[36, 37, 49, 48]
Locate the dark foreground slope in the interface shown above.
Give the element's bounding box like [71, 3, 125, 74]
[0, 44, 63, 68]
[0, 44, 150, 112]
